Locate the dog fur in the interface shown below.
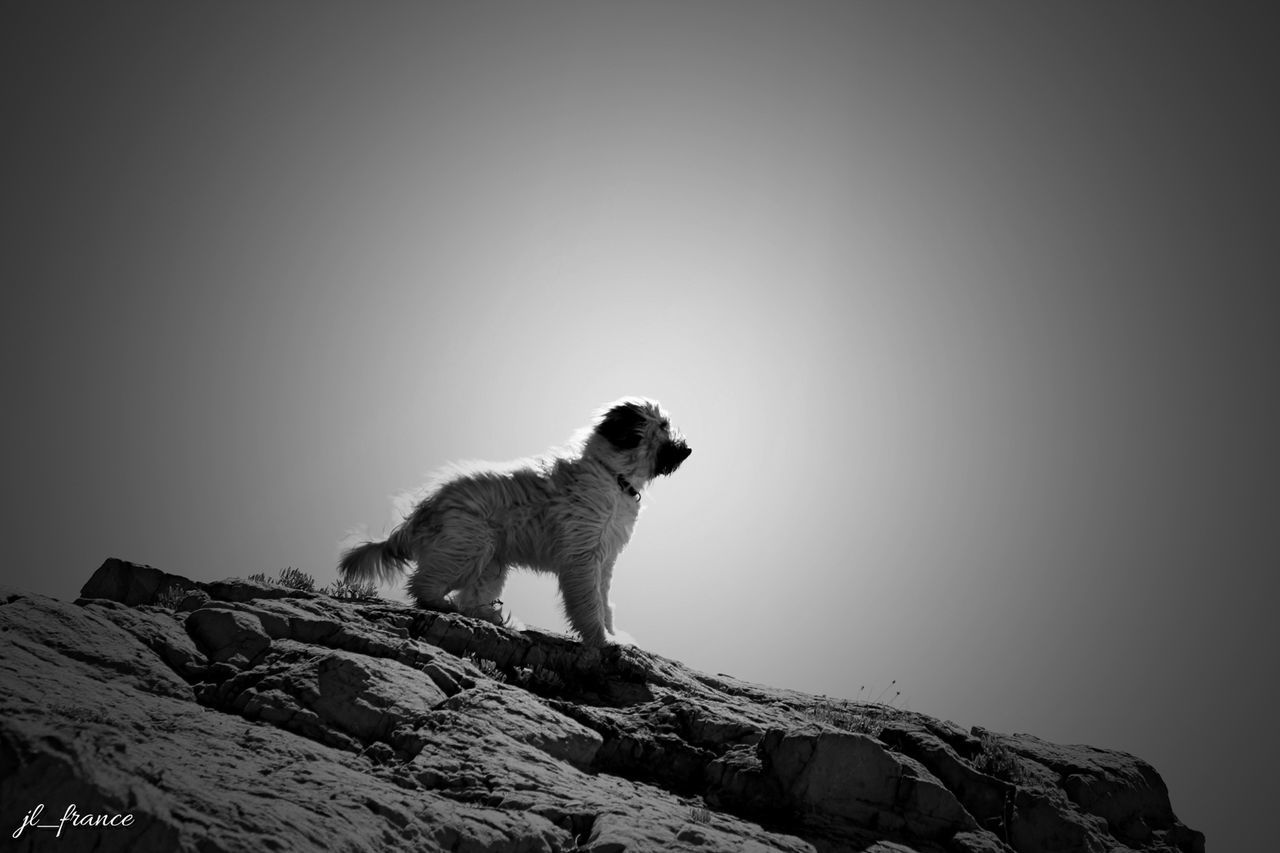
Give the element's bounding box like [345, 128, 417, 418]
[338, 398, 691, 646]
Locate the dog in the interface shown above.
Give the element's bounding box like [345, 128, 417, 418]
[338, 398, 691, 646]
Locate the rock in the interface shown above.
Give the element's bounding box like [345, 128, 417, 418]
[440, 683, 602, 769]
[79, 557, 201, 606]
[185, 607, 272, 667]
[0, 562, 1205, 853]
[0, 587, 192, 701]
[200, 643, 450, 755]
[880, 724, 1014, 835]
[980, 731, 1206, 853]
[80, 599, 209, 680]
[1008, 786, 1113, 853]
[759, 728, 978, 840]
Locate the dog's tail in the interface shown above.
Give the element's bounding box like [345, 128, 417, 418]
[338, 524, 413, 587]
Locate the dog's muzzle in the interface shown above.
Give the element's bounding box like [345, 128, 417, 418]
[654, 440, 692, 477]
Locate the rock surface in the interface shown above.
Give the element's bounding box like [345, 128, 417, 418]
[1, 558, 1205, 853]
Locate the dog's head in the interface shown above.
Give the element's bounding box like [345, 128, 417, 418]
[589, 397, 691, 487]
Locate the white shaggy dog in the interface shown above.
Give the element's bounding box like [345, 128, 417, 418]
[338, 398, 691, 646]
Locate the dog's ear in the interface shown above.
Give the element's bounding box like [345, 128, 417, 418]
[596, 401, 647, 449]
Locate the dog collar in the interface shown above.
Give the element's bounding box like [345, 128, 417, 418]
[616, 473, 641, 503]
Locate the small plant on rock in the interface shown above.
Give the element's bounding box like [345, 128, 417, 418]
[322, 579, 381, 601]
[153, 583, 189, 610]
[274, 567, 316, 591]
[247, 567, 317, 591]
[808, 701, 887, 737]
[856, 679, 904, 707]
[807, 682, 906, 738]
[974, 733, 1025, 784]
[464, 653, 507, 683]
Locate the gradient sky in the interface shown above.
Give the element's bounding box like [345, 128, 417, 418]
[4, 3, 1277, 849]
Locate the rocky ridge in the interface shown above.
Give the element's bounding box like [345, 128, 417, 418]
[1, 558, 1204, 852]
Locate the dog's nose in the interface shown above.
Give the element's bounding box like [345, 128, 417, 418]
[655, 441, 692, 476]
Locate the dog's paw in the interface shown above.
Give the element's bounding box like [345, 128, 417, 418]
[460, 600, 508, 626]
[606, 628, 636, 647]
[417, 598, 460, 614]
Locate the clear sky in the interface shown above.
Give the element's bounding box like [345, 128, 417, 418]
[4, 3, 1276, 849]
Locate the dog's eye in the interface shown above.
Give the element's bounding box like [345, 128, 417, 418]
[660, 418, 670, 431]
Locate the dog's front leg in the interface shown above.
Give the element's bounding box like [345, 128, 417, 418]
[598, 553, 618, 636]
[558, 559, 608, 647]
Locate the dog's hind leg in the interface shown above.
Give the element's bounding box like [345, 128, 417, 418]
[407, 515, 494, 613]
[453, 559, 510, 625]
[406, 560, 457, 612]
